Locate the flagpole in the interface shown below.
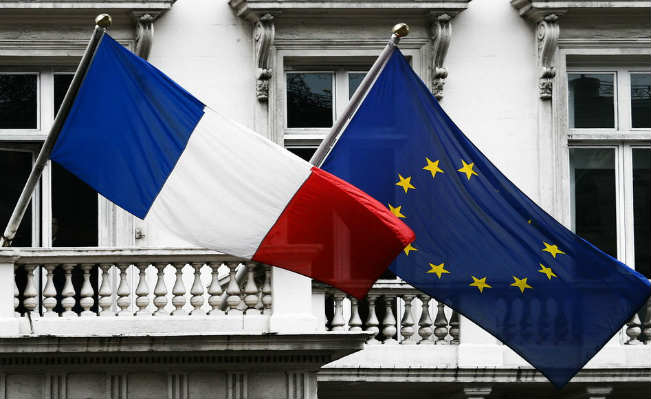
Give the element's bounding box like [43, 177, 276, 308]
[309, 23, 409, 167]
[0, 14, 112, 247]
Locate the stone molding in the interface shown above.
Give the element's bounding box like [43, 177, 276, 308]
[230, 0, 472, 103]
[132, 11, 162, 60]
[536, 13, 560, 100]
[254, 13, 275, 102]
[430, 12, 452, 100]
[0, 1, 175, 9]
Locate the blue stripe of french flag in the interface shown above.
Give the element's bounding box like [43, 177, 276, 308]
[50, 34, 414, 298]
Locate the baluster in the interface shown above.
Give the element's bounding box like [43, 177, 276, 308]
[642, 297, 651, 344]
[449, 309, 460, 344]
[135, 263, 151, 316]
[434, 301, 450, 344]
[207, 262, 223, 315]
[79, 264, 95, 317]
[243, 262, 259, 314]
[330, 291, 346, 331]
[172, 263, 188, 316]
[626, 313, 642, 345]
[152, 263, 169, 316]
[349, 297, 363, 332]
[23, 264, 38, 316]
[42, 264, 58, 317]
[61, 264, 77, 317]
[418, 294, 434, 344]
[13, 266, 19, 317]
[400, 295, 415, 343]
[98, 264, 114, 317]
[116, 263, 131, 316]
[190, 262, 205, 316]
[382, 295, 397, 344]
[226, 262, 242, 315]
[261, 265, 272, 315]
[365, 294, 380, 344]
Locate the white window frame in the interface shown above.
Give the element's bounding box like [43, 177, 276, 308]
[0, 70, 42, 137]
[565, 66, 651, 270]
[0, 67, 102, 247]
[270, 46, 426, 149]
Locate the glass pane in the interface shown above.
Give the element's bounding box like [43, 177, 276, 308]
[52, 163, 97, 246]
[54, 74, 74, 116]
[568, 73, 615, 129]
[348, 72, 366, 99]
[0, 74, 37, 129]
[570, 148, 617, 257]
[0, 149, 32, 246]
[631, 73, 651, 128]
[286, 72, 333, 128]
[288, 147, 316, 162]
[633, 149, 650, 277]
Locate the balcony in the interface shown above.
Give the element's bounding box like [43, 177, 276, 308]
[1, 248, 649, 393]
[313, 281, 651, 394]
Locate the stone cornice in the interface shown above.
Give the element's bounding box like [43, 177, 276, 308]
[318, 367, 651, 383]
[0, 333, 368, 361]
[0, 1, 175, 9]
[511, 0, 649, 22]
[230, 0, 472, 23]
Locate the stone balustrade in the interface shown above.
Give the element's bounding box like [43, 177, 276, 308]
[1, 248, 273, 336]
[316, 281, 460, 345]
[316, 280, 651, 347]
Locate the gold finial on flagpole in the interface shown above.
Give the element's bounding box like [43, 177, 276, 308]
[95, 13, 112, 28]
[392, 23, 410, 38]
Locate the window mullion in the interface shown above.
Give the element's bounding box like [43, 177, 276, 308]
[618, 68, 632, 132]
[334, 70, 345, 121]
[41, 160, 53, 247]
[621, 145, 636, 268]
[40, 70, 54, 132]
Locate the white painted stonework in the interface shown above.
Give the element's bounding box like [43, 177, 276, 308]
[0, 0, 649, 398]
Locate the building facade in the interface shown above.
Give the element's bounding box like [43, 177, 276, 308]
[0, 0, 649, 398]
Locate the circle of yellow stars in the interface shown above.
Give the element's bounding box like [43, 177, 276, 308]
[388, 155, 568, 295]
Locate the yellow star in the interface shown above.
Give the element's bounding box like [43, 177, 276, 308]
[457, 160, 478, 180]
[423, 158, 444, 179]
[469, 276, 491, 293]
[542, 242, 565, 258]
[527, 219, 532, 224]
[510, 276, 533, 293]
[403, 243, 418, 256]
[538, 264, 557, 280]
[388, 203, 406, 219]
[395, 174, 416, 194]
[427, 263, 450, 279]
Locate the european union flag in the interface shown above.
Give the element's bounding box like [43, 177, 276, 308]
[321, 49, 651, 387]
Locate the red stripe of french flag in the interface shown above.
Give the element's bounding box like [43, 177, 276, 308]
[253, 167, 415, 299]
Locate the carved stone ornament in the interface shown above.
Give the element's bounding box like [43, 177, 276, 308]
[254, 13, 275, 102]
[133, 12, 156, 60]
[536, 14, 560, 100]
[430, 13, 452, 100]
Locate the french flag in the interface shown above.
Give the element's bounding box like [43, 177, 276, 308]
[50, 34, 414, 298]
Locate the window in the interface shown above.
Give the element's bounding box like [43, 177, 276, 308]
[284, 68, 367, 161]
[0, 68, 97, 247]
[568, 69, 650, 278]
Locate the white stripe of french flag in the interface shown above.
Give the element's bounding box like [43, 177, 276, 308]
[147, 107, 415, 298]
